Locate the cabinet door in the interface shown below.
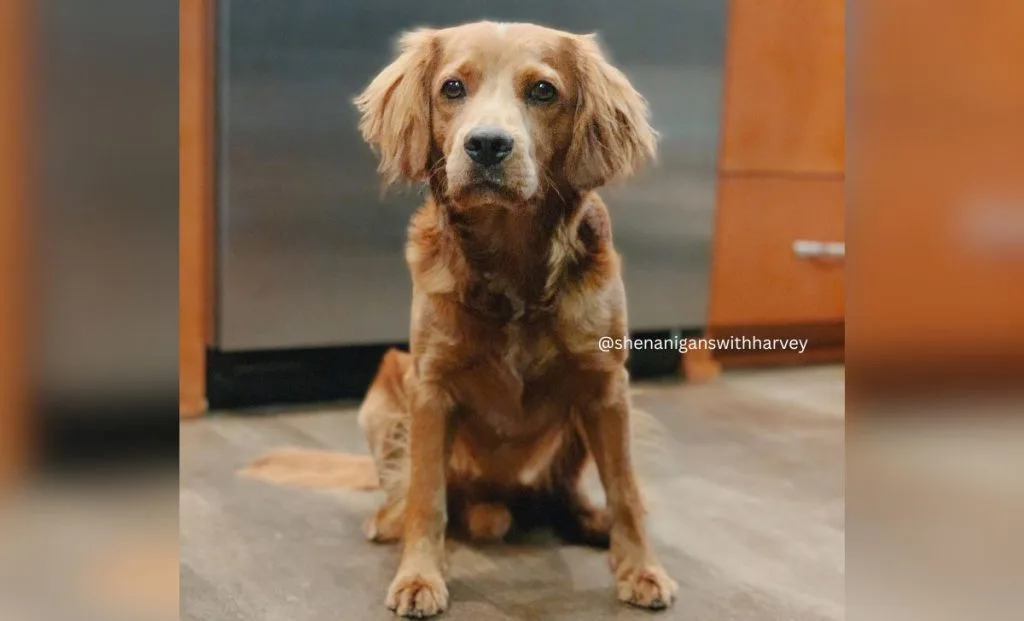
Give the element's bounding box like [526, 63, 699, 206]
[849, 0, 1024, 364]
[719, 0, 845, 174]
[709, 177, 845, 326]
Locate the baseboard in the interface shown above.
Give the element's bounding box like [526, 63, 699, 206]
[40, 398, 179, 472]
[206, 344, 403, 411]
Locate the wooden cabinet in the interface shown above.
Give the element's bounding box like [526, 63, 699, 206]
[1, 0, 31, 477]
[847, 0, 1024, 385]
[702, 0, 846, 369]
[709, 177, 844, 326]
[720, 0, 845, 174]
[180, 0, 214, 417]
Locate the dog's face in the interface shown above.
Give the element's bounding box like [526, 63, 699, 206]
[355, 22, 657, 206]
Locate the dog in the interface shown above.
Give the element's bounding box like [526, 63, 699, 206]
[353, 21, 677, 617]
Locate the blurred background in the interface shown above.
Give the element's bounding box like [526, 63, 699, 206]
[1, 0, 1022, 620]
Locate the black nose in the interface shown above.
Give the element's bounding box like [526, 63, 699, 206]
[464, 127, 514, 167]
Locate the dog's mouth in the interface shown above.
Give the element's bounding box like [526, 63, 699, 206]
[453, 174, 523, 203]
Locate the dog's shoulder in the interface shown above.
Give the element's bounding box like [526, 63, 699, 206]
[575, 192, 614, 248]
[549, 192, 628, 358]
[404, 199, 461, 296]
[555, 191, 621, 295]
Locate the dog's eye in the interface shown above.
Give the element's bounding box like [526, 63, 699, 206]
[441, 79, 466, 100]
[527, 80, 557, 103]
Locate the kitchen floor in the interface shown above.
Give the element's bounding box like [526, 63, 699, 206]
[180, 365, 845, 621]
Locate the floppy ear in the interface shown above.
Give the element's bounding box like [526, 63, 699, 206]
[565, 34, 658, 191]
[353, 29, 437, 188]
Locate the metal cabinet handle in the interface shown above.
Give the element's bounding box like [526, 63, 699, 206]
[792, 240, 845, 259]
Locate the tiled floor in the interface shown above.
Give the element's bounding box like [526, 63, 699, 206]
[180, 365, 845, 621]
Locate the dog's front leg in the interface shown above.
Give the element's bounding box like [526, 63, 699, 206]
[385, 381, 453, 618]
[579, 369, 678, 610]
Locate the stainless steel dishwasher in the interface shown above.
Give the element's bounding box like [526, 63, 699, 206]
[214, 0, 726, 355]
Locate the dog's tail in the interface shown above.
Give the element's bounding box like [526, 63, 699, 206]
[239, 406, 672, 494]
[240, 446, 379, 491]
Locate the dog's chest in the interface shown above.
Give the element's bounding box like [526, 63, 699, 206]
[450, 321, 565, 442]
[501, 321, 561, 381]
[480, 281, 612, 377]
[455, 296, 609, 442]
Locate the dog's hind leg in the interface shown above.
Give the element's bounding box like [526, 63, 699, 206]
[358, 348, 414, 543]
[550, 486, 611, 548]
[546, 422, 612, 548]
[462, 501, 513, 542]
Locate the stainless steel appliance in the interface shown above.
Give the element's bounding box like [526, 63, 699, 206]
[214, 0, 726, 351]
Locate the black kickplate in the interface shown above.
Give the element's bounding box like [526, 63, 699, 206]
[207, 330, 693, 412]
[39, 398, 180, 472]
[206, 343, 405, 410]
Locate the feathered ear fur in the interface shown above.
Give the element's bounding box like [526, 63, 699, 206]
[353, 29, 437, 188]
[565, 34, 658, 191]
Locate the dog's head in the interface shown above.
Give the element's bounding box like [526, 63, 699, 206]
[354, 22, 657, 207]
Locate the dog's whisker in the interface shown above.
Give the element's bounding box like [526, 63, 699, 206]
[427, 156, 448, 180]
[538, 164, 566, 204]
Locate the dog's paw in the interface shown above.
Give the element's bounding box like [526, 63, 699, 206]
[363, 513, 402, 543]
[465, 502, 512, 542]
[574, 506, 612, 548]
[615, 563, 678, 610]
[386, 570, 449, 618]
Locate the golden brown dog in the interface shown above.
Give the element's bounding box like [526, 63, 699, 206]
[353, 21, 676, 617]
